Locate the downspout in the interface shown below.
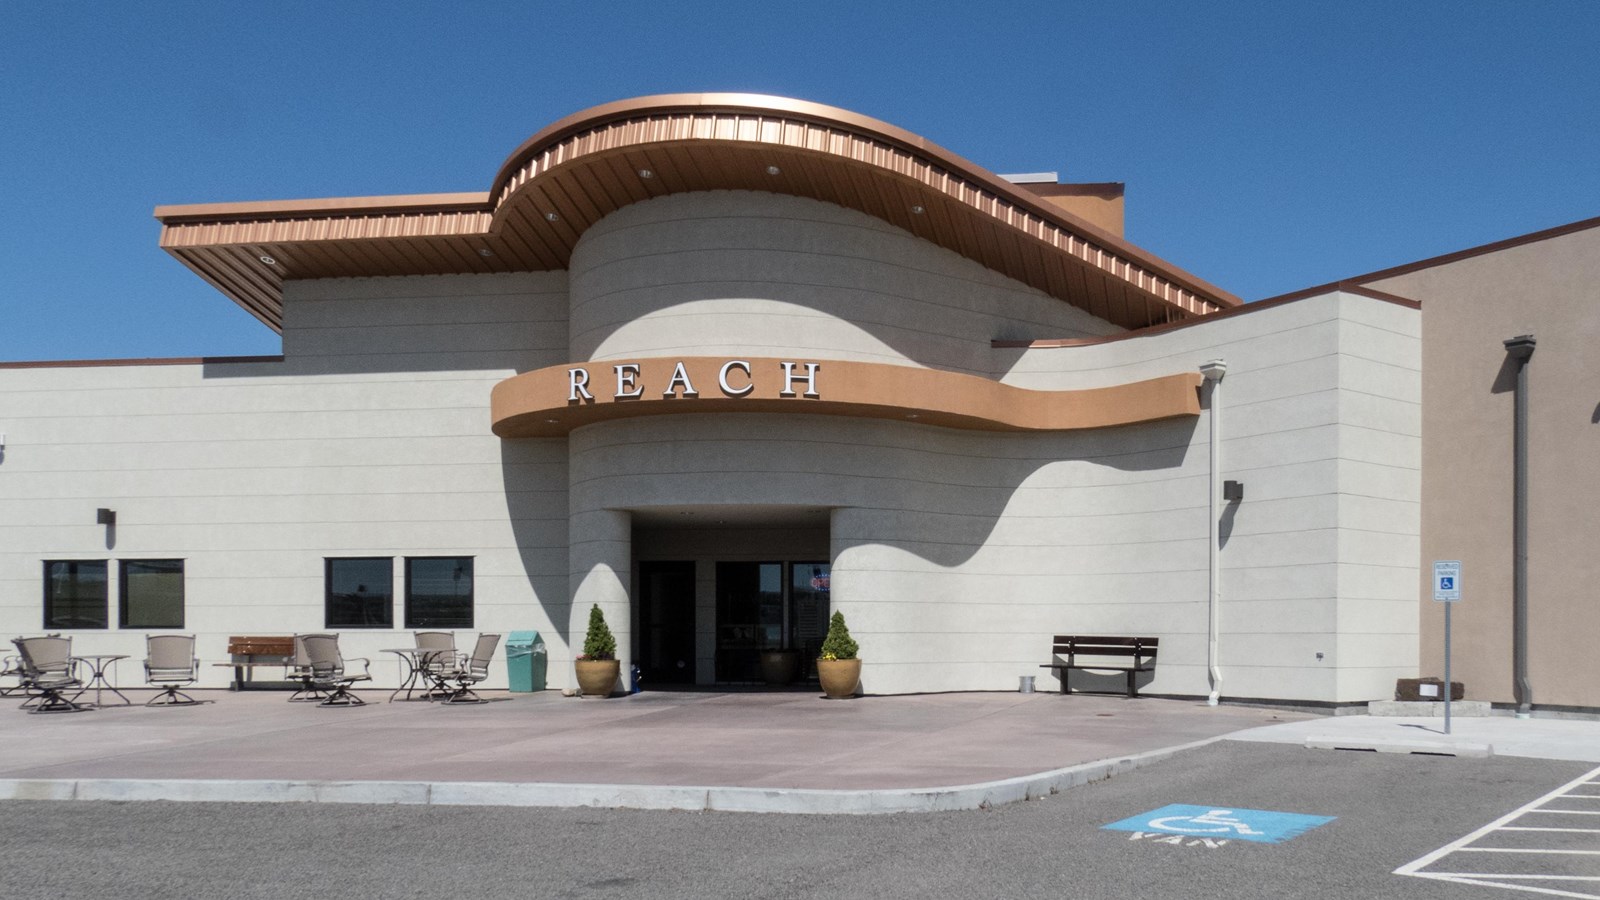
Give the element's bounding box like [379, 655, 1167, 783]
[1504, 335, 1535, 718]
[1200, 359, 1228, 706]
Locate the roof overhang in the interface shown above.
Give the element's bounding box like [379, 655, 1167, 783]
[155, 93, 1240, 332]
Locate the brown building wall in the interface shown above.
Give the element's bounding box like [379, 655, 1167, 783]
[1367, 224, 1600, 710]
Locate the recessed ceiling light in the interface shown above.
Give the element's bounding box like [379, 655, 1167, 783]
[765, 165, 781, 176]
[638, 168, 654, 179]
[910, 205, 925, 215]
[259, 255, 277, 265]
[545, 212, 560, 222]
[477, 248, 494, 257]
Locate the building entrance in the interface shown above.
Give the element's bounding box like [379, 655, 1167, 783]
[638, 561, 696, 685]
[715, 561, 831, 683]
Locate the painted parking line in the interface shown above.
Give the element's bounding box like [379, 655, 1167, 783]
[1396, 763, 1600, 899]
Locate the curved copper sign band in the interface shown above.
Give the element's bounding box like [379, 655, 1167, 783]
[491, 357, 1201, 438]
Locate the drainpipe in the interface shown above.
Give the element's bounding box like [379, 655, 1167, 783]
[1200, 359, 1228, 706]
[1504, 335, 1535, 719]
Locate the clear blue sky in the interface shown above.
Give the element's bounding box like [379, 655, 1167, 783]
[3, 1, 1597, 361]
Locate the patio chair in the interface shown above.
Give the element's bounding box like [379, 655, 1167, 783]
[285, 634, 327, 703]
[439, 633, 501, 705]
[0, 651, 26, 696]
[300, 633, 371, 707]
[143, 634, 201, 706]
[414, 631, 461, 698]
[11, 636, 89, 713]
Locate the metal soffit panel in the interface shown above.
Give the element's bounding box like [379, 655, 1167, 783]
[155, 93, 1241, 332]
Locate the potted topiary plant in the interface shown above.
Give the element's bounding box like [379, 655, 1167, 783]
[574, 604, 620, 698]
[816, 610, 860, 699]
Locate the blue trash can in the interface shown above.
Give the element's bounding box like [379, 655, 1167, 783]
[506, 631, 547, 693]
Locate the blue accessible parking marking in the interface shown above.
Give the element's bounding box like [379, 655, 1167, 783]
[1104, 804, 1336, 844]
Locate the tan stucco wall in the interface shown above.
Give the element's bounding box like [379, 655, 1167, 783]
[1368, 225, 1600, 710]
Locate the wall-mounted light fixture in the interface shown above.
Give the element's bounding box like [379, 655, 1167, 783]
[96, 508, 116, 527]
[1223, 480, 1244, 502]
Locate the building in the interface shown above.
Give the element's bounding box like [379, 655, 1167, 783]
[1, 93, 1579, 713]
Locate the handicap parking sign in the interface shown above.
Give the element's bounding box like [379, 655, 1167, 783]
[1103, 804, 1335, 844]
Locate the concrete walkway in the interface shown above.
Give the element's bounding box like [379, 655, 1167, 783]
[2, 689, 1593, 813]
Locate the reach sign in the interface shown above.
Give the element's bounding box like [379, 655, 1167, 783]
[1433, 560, 1461, 602]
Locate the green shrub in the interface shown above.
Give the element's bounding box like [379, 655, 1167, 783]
[582, 604, 617, 660]
[818, 610, 858, 660]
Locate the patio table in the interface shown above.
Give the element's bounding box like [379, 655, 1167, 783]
[70, 654, 131, 707]
[383, 648, 449, 702]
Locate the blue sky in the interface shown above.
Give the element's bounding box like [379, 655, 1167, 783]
[3, 1, 1597, 361]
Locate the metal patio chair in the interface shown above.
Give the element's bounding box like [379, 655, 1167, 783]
[285, 634, 327, 703]
[0, 651, 26, 697]
[143, 634, 201, 706]
[300, 633, 371, 707]
[413, 631, 461, 698]
[11, 636, 90, 713]
[438, 633, 500, 705]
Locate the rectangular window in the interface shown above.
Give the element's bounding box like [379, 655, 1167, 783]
[325, 558, 394, 629]
[120, 559, 185, 629]
[404, 557, 473, 629]
[43, 560, 109, 630]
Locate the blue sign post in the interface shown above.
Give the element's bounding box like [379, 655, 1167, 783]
[1433, 561, 1462, 734]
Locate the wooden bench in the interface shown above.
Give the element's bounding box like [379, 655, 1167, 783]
[1040, 635, 1159, 697]
[218, 636, 296, 691]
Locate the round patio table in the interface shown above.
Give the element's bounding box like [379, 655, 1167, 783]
[70, 654, 131, 707]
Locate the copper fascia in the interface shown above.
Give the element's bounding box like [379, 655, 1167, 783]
[155, 93, 1240, 332]
[490, 356, 1202, 438]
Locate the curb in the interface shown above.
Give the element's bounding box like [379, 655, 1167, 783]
[0, 736, 1222, 815]
[1303, 735, 1494, 758]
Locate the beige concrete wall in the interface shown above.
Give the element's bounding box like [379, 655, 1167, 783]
[567, 190, 1122, 376]
[1368, 224, 1600, 710]
[565, 291, 1419, 702]
[1002, 292, 1421, 704]
[0, 272, 570, 689]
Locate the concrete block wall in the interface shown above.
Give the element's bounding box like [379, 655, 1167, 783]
[0, 272, 570, 689]
[568, 190, 1122, 375]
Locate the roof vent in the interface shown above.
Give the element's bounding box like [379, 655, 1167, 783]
[998, 171, 1059, 184]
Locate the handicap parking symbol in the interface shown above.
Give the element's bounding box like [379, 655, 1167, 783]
[1440, 577, 1454, 590]
[1103, 804, 1335, 844]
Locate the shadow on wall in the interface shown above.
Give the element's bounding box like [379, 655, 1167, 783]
[547, 412, 1200, 573]
[497, 437, 573, 654]
[568, 193, 1122, 379]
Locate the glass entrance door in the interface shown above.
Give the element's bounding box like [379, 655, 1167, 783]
[715, 561, 830, 683]
[638, 561, 696, 685]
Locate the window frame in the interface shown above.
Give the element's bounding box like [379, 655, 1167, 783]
[42, 559, 110, 630]
[403, 556, 475, 629]
[323, 557, 396, 630]
[118, 558, 186, 629]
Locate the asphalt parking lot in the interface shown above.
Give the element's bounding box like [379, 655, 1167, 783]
[4, 741, 1594, 900]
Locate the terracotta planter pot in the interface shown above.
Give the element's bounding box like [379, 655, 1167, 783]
[816, 658, 861, 699]
[760, 649, 801, 686]
[575, 659, 621, 698]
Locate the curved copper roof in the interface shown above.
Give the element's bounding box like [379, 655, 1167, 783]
[155, 93, 1239, 331]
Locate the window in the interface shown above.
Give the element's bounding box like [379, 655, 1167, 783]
[120, 559, 185, 629]
[405, 557, 473, 628]
[43, 560, 109, 629]
[325, 558, 394, 629]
